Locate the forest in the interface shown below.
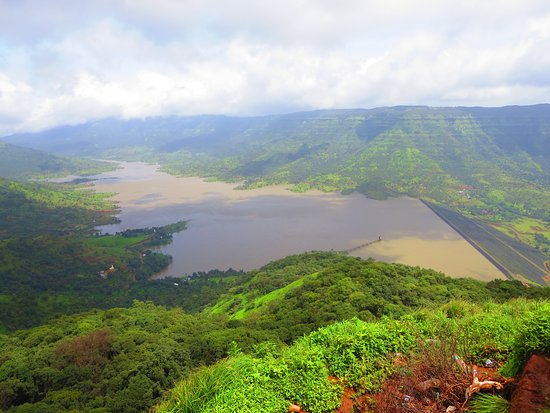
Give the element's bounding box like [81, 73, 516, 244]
[1, 254, 549, 412]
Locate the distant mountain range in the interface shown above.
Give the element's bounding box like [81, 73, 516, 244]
[5, 104, 550, 161]
[5, 104, 550, 222]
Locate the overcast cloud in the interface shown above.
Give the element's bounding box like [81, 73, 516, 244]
[1, 0, 550, 134]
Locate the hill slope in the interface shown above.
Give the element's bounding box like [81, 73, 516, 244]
[158, 299, 550, 413]
[204, 252, 550, 341]
[0, 140, 114, 179]
[1, 252, 549, 413]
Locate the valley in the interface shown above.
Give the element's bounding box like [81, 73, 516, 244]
[1, 104, 549, 413]
[4, 3, 550, 411]
[91, 161, 505, 280]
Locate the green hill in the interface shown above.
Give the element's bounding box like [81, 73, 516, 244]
[0, 140, 114, 179]
[204, 252, 549, 342]
[158, 299, 550, 413]
[0, 177, 196, 331]
[0, 177, 116, 239]
[1, 252, 549, 412]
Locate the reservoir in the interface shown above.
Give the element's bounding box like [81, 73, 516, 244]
[93, 162, 505, 281]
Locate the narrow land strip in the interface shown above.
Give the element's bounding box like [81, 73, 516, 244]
[422, 200, 548, 284]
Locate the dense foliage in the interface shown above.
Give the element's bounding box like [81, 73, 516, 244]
[0, 221, 237, 331]
[209, 252, 550, 342]
[1, 252, 549, 412]
[158, 299, 550, 413]
[0, 169, 232, 332]
[0, 302, 234, 413]
[0, 178, 118, 239]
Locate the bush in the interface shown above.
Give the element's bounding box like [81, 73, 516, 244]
[501, 301, 550, 376]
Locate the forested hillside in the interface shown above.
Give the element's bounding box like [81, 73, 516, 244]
[0, 178, 116, 238]
[0, 141, 114, 179]
[0, 176, 226, 331]
[158, 299, 550, 413]
[1, 253, 549, 413]
[6, 105, 550, 255]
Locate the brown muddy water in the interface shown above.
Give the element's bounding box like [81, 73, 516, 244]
[93, 162, 505, 281]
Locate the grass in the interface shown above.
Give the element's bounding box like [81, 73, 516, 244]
[209, 293, 247, 315]
[492, 217, 550, 247]
[0, 294, 12, 304]
[469, 393, 510, 413]
[84, 235, 149, 259]
[232, 275, 310, 320]
[159, 362, 237, 413]
[209, 271, 319, 319]
[86, 234, 148, 249]
[157, 299, 550, 413]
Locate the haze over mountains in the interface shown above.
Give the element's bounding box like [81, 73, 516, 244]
[6, 104, 550, 219]
[7, 104, 550, 160]
[2, 1, 550, 411]
[0, 141, 114, 179]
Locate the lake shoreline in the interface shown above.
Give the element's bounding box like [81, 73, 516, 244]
[91, 161, 505, 281]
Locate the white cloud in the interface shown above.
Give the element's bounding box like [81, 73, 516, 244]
[0, 0, 549, 134]
[529, 14, 550, 38]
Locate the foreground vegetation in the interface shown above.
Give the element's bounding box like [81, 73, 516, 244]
[1, 251, 549, 412]
[158, 299, 550, 413]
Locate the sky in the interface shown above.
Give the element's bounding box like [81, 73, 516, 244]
[1, 0, 550, 135]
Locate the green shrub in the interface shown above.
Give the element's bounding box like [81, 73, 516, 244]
[307, 318, 415, 391]
[501, 301, 550, 376]
[157, 300, 550, 413]
[158, 362, 235, 413]
[469, 393, 509, 413]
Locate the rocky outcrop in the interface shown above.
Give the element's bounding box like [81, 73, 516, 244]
[510, 354, 550, 413]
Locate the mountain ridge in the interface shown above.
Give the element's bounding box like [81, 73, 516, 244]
[0, 140, 115, 179]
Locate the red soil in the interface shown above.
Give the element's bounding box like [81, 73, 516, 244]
[510, 354, 550, 413]
[335, 387, 355, 413]
[332, 360, 505, 412]
[332, 354, 550, 413]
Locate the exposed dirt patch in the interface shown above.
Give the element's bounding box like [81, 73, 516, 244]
[510, 354, 550, 413]
[335, 387, 355, 413]
[333, 354, 550, 413]
[332, 346, 511, 413]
